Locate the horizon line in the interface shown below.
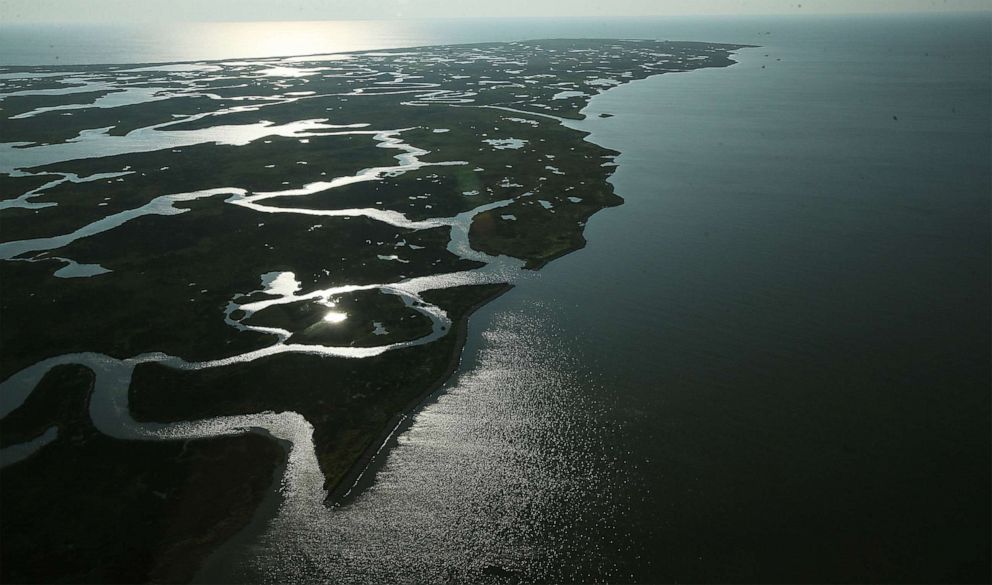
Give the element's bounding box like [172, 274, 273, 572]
[5, 9, 991, 25]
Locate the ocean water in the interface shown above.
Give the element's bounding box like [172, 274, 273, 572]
[4, 13, 989, 583]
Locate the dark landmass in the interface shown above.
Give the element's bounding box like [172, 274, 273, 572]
[129, 282, 511, 495]
[0, 205, 479, 378]
[0, 39, 747, 581]
[0, 365, 284, 584]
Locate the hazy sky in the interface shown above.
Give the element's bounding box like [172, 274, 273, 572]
[2, 0, 988, 22]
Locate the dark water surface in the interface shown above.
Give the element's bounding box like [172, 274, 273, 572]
[544, 16, 991, 582]
[269, 14, 990, 584]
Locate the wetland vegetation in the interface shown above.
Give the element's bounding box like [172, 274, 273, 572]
[0, 39, 745, 582]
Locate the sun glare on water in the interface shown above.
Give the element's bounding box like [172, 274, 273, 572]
[194, 20, 410, 61]
[323, 310, 348, 324]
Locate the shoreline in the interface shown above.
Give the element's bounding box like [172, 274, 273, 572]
[327, 282, 515, 506]
[327, 45, 752, 508]
[190, 433, 291, 584]
[189, 283, 514, 583]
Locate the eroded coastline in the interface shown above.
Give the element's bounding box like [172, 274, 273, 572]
[0, 39, 746, 582]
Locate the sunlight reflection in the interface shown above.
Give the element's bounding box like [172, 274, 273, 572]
[323, 311, 348, 324]
[194, 21, 415, 61]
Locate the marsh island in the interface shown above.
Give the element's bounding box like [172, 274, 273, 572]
[0, 39, 746, 582]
